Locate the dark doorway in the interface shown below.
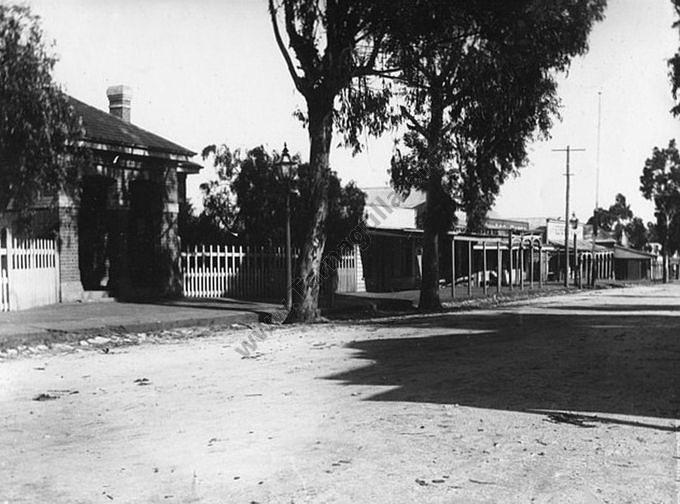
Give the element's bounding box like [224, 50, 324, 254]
[128, 179, 163, 290]
[79, 175, 115, 290]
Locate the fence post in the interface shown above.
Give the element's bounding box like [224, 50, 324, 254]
[6, 227, 13, 311]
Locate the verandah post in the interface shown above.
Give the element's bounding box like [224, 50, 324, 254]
[467, 240, 472, 298]
[519, 240, 524, 291]
[482, 241, 487, 296]
[496, 240, 501, 294]
[508, 231, 513, 291]
[451, 235, 456, 300]
[538, 244, 543, 289]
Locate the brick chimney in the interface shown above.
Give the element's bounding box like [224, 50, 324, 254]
[106, 85, 132, 122]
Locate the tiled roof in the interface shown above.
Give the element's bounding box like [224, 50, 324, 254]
[67, 96, 195, 157]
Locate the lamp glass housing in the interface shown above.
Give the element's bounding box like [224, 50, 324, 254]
[276, 143, 297, 181]
[569, 213, 579, 230]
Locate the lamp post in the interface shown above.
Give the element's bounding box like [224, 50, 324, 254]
[569, 213, 579, 287]
[275, 143, 297, 309]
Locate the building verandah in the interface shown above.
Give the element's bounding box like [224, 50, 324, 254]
[450, 232, 550, 299]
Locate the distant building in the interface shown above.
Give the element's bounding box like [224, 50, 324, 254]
[361, 188, 534, 291]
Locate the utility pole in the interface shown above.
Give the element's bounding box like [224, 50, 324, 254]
[595, 91, 602, 210]
[553, 145, 585, 287]
[592, 91, 602, 286]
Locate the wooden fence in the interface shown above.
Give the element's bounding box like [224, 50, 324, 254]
[1, 227, 60, 311]
[320, 248, 358, 293]
[181, 244, 360, 300]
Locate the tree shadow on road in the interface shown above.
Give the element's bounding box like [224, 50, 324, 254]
[325, 305, 680, 430]
[546, 304, 680, 312]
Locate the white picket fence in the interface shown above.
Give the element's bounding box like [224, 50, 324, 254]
[181, 245, 292, 300]
[1, 228, 60, 311]
[181, 244, 361, 300]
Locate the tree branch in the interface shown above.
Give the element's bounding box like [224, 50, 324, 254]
[268, 0, 305, 94]
[356, 33, 382, 75]
[284, 1, 322, 85]
[400, 105, 428, 139]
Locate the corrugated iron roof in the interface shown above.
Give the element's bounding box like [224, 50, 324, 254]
[613, 245, 657, 260]
[549, 239, 611, 253]
[67, 95, 195, 157]
[362, 187, 426, 209]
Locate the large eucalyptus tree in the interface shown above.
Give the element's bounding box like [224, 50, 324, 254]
[268, 0, 393, 322]
[388, 1, 607, 310]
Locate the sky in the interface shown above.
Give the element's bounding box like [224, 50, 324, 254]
[17, 0, 680, 223]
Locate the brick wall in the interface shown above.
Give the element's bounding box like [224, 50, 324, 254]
[57, 205, 83, 301]
[58, 206, 79, 282]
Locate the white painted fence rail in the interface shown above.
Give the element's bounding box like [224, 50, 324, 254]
[181, 244, 361, 300]
[0, 227, 60, 311]
[181, 245, 293, 300]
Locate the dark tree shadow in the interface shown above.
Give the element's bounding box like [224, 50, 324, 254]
[547, 304, 680, 312]
[325, 305, 680, 429]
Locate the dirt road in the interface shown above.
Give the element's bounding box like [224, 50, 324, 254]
[1, 284, 679, 503]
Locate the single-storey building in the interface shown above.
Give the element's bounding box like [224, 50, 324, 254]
[361, 187, 543, 292]
[1, 86, 200, 306]
[612, 245, 659, 281]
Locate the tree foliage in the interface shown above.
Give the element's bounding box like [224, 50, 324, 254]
[388, 0, 606, 309]
[640, 139, 680, 280]
[0, 5, 84, 215]
[670, 0, 680, 115]
[587, 193, 640, 244]
[197, 144, 366, 252]
[269, 0, 394, 321]
[178, 200, 236, 248]
[625, 217, 649, 250]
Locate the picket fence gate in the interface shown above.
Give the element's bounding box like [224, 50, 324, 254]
[181, 244, 362, 300]
[0, 228, 60, 312]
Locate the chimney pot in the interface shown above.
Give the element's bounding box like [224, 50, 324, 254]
[106, 85, 132, 122]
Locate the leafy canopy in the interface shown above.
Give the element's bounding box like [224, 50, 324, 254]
[588, 193, 648, 248]
[198, 144, 366, 251]
[0, 5, 84, 214]
[640, 139, 680, 255]
[670, 0, 680, 115]
[388, 0, 606, 231]
[269, 0, 396, 152]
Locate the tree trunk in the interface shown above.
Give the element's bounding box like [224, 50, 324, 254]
[418, 189, 442, 311]
[285, 98, 333, 323]
[663, 218, 670, 283]
[418, 91, 444, 311]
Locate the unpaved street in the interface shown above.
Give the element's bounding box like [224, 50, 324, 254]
[1, 284, 679, 503]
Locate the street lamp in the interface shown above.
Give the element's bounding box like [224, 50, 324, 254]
[275, 143, 297, 309]
[569, 213, 579, 287]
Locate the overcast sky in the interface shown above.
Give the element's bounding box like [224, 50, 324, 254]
[21, 0, 680, 223]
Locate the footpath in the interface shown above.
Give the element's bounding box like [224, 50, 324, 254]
[0, 298, 282, 350]
[0, 280, 631, 352]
